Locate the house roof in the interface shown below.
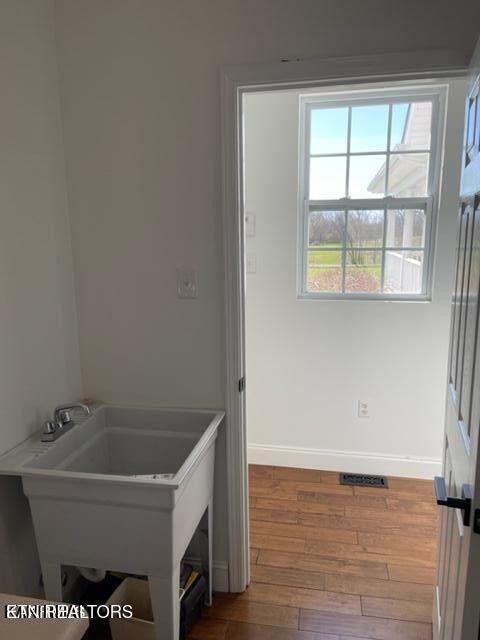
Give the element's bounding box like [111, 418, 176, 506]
[368, 102, 431, 196]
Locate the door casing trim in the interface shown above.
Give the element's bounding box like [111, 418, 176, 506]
[220, 49, 468, 592]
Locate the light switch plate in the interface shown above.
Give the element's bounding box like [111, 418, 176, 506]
[177, 267, 198, 299]
[357, 400, 369, 418]
[246, 253, 257, 274]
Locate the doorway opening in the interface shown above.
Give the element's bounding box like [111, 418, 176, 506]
[243, 80, 457, 474]
[218, 75, 467, 636]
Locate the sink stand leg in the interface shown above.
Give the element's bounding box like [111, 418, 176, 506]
[199, 499, 214, 605]
[41, 561, 63, 601]
[149, 564, 180, 640]
[207, 498, 213, 605]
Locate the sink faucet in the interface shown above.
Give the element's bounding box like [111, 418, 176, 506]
[42, 403, 91, 442]
[53, 402, 91, 426]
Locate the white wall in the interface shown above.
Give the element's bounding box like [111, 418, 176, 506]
[0, 0, 81, 595]
[244, 80, 466, 478]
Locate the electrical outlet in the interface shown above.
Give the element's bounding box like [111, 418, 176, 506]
[246, 253, 257, 274]
[245, 212, 256, 237]
[358, 400, 369, 418]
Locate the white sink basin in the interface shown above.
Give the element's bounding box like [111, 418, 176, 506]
[0, 405, 224, 640]
[24, 405, 221, 483]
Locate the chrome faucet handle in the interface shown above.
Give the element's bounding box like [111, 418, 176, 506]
[57, 410, 72, 425]
[43, 420, 58, 435]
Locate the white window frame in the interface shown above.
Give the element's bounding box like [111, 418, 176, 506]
[297, 85, 447, 300]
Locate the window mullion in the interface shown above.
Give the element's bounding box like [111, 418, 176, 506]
[308, 197, 430, 210]
[345, 107, 352, 198]
[385, 104, 393, 195]
[380, 206, 387, 293]
[423, 198, 434, 295]
[303, 201, 310, 293]
[342, 208, 348, 293]
[342, 107, 352, 294]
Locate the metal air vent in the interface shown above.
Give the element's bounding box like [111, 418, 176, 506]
[340, 472, 388, 488]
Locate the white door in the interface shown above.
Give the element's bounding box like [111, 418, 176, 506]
[435, 39, 480, 640]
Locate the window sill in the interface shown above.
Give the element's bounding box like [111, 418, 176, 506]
[296, 292, 432, 302]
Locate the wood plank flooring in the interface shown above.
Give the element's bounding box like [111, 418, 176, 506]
[189, 464, 439, 640]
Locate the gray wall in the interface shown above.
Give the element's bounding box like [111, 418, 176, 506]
[54, 2, 479, 410]
[0, 1, 479, 593]
[0, 0, 81, 595]
[54, 0, 480, 573]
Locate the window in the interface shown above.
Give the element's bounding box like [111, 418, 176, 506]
[298, 87, 445, 299]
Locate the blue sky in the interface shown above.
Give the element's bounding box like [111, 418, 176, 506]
[310, 103, 409, 155]
[309, 103, 410, 198]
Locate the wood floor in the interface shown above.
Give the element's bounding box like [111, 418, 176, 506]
[189, 464, 439, 640]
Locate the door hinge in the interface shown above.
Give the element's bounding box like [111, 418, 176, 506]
[238, 377, 246, 393]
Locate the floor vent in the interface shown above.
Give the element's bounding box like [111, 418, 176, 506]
[340, 472, 388, 488]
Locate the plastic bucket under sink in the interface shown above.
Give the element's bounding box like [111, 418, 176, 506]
[107, 578, 155, 640]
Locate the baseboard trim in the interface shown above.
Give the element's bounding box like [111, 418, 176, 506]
[248, 443, 441, 479]
[184, 558, 229, 593]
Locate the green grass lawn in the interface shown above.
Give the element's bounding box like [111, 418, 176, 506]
[309, 246, 381, 268]
[308, 247, 342, 266]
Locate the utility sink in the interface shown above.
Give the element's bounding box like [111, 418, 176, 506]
[0, 405, 224, 640]
[25, 405, 221, 481]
